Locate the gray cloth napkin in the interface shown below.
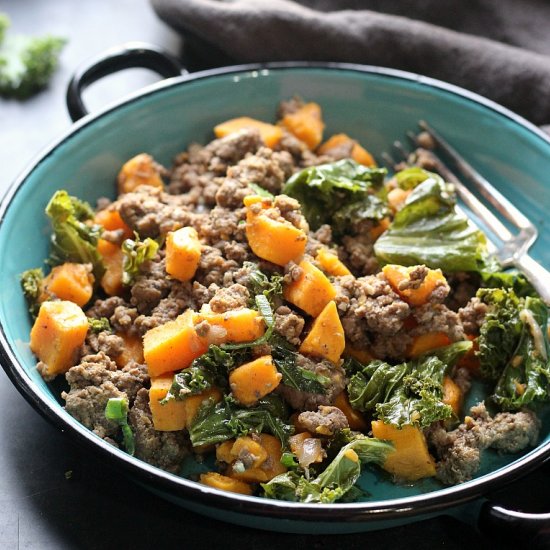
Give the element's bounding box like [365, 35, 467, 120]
[151, 0, 550, 126]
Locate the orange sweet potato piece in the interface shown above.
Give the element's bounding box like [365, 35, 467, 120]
[114, 332, 144, 368]
[214, 117, 283, 149]
[408, 332, 452, 358]
[333, 391, 368, 431]
[149, 375, 187, 431]
[217, 436, 269, 469]
[280, 102, 324, 150]
[97, 238, 124, 296]
[283, 259, 337, 317]
[344, 346, 375, 364]
[183, 387, 223, 430]
[371, 421, 436, 481]
[299, 301, 345, 364]
[229, 434, 287, 483]
[199, 472, 253, 496]
[94, 208, 133, 240]
[317, 133, 376, 166]
[41, 262, 94, 307]
[369, 217, 391, 241]
[229, 355, 282, 406]
[143, 310, 208, 377]
[244, 196, 307, 266]
[442, 375, 463, 416]
[382, 264, 447, 307]
[198, 305, 265, 344]
[315, 247, 352, 277]
[30, 300, 89, 379]
[117, 153, 164, 194]
[165, 226, 202, 282]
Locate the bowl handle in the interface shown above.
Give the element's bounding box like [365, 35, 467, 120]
[478, 501, 550, 548]
[66, 42, 182, 122]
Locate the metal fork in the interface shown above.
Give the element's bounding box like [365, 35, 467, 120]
[383, 121, 550, 305]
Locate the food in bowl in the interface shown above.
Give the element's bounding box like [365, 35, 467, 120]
[21, 97, 550, 502]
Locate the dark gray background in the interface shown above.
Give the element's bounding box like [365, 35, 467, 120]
[0, 1, 547, 548]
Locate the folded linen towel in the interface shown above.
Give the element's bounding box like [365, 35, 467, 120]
[151, 0, 550, 126]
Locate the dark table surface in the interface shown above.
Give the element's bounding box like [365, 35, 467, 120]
[0, 1, 548, 549]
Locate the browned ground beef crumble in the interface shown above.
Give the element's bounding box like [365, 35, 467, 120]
[59, 118, 540, 485]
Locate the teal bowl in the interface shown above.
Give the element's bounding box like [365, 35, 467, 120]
[1, 52, 549, 534]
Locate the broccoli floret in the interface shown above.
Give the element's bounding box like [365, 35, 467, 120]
[0, 14, 66, 99]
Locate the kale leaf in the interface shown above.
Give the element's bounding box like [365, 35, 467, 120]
[374, 172, 488, 272]
[105, 397, 135, 455]
[244, 262, 284, 308]
[45, 190, 104, 280]
[121, 234, 159, 286]
[283, 159, 387, 231]
[88, 317, 111, 333]
[20, 267, 44, 317]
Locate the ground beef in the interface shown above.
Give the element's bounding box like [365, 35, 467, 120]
[197, 206, 247, 245]
[305, 225, 333, 257]
[62, 352, 148, 439]
[117, 186, 195, 238]
[226, 147, 293, 195]
[277, 354, 346, 411]
[339, 234, 379, 276]
[86, 296, 127, 320]
[82, 330, 125, 359]
[128, 388, 189, 473]
[215, 177, 254, 210]
[451, 367, 472, 396]
[412, 303, 465, 342]
[130, 256, 173, 315]
[87, 296, 140, 336]
[205, 129, 262, 175]
[370, 331, 413, 361]
[194, 246, 240, 287]
[274, 305, 305, 346]
[459, 297, 489, 335]
[427, 402, 540, 485]
[277, 97, 304, 118]
[209, 284, 250, 313]
[298, 405, 349, 436]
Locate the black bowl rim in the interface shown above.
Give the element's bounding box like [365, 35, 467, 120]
[1, 60, 549, 525]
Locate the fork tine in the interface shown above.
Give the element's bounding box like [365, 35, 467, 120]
[418, 120, 536, 237]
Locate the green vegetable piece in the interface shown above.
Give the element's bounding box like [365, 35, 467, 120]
[244, 262, 284, 308]
[283, 159, 386, 230]
[88, 317, 111, 333]
[121, 234, 159, 286]
[105, 397, 135, 455]
[0, 14, 66, 99]
[374, 175, 489, 272]
[45, 190, 104, 281]
[247, 183, 274, 199]
[20, 267, 44, 317]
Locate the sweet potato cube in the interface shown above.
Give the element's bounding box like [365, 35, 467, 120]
[369, 217, 391, 241]
[383, 264, 447, 306]
[371, 421, 436, 481]
[229, 355, 282, 406]
[42, 262, 94, 307]
[149, 375, 187, 431]
[442, 375, 463, 416]
[344, 346, 375, 364]
[299, 301, 345, 364]
[244, 199, 307, 267]
[333, 391, 368, 431]
[183, 387, 223, 429]
[97, 238, 124, 296]
[229, 434, 287, 483]
[229, 436, 269, 469]
[216, 440, 236, 464]
[317, 133, 376, 166]
[117, 153, 164, 194]
[143, 310, 208, 377]
[283, 259, 336, 317]
[114, 332, 144, 368]
[198, 305, 265, 344]
[214, 117, 283, 149]
[94, 208, 133, 239]
[30, 300, 89, 379]
[280, 102, 324, 150]
[408, 332, 452, 358]
[165, 226, 202, 282]
[315, 247, 352, 277]
[200, 472, 253, 495]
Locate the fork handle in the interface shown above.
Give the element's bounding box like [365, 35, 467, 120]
[514, 254, 550, 306]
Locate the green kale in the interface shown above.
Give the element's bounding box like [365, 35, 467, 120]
[244, 262, 284, 308]
[374, 172, 488, 272]
[491, 297, 550, 410]
[0, 14, 66, 99]
[347, 342, 472, 428]
[283, 159, 387, 231]
[105, 397, 134, 455]
[247, 183, 274, 199]
[480, 269, 537, 298]
[188, 394, 293, 448]
[261, 435, 392, 503]
[121, 234, 159, 286]
[20, 267, 44, 317]
[331, 194, 390, 238]
[45, 190, 104, 280]
[88, 317, 111, 333]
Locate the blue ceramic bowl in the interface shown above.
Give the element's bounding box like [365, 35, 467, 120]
[1, 52, 549, 534]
